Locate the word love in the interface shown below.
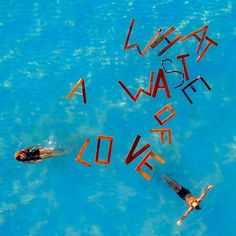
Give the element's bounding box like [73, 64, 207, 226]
[124, 19, 218, 62]
[76, 134, 165, 181]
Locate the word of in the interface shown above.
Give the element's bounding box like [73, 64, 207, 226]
[150, 104, 175, 149]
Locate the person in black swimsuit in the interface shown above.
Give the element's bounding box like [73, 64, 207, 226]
[15, 146, 67, 164]
[162, 175, 213, 225]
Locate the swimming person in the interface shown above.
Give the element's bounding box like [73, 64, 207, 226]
[162, 175, 213, 225]
[15, 146, 67, 164]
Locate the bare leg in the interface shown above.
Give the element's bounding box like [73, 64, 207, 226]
[41, 150, 54, 155]
[39, 148, 67, 159]
[162, 175, 182, 192]
[52, 148, 67, 155]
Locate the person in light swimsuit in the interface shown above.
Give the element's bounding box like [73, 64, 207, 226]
[162, 175, 213, 225]
[15, 146, 67, 164]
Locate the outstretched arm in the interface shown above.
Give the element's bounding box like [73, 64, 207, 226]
[177, 206, 193, 225]
[198, 185, 213, 203]
[40, 153, 64, 159]
[24, 160, 42, 164]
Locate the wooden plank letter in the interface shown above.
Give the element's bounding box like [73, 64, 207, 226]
[182, 75, 211, 104]
[150, 128, 172, 144]
[75, 138, 91, 167]
[151, 26, 182, 56]
[154, 104, 176, 126]
[118, 71, 154, 102]
[181, 26, 208, 54]
[66, 79, 87, 104]
[95, 135, 113, 165]
[152, 69, 171, 98]
[124, 18, 162, 56]
[136, 151, 165, 180]
[125, 135, 150, 164]
[177, 53, 190, 81]
[196, 36, 218, 62]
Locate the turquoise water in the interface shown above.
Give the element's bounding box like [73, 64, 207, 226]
[1, 1, 235, 235]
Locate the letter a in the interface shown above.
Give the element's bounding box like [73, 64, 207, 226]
[152, 69, 171, 98]
[66, 78, 87, 104]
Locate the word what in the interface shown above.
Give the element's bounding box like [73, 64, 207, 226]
[124, 18, 218, 61]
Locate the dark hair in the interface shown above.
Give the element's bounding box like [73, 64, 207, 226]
[15, 155, 22, 161]
[195, 205, 201, 210]
[15, 152, 26, 162]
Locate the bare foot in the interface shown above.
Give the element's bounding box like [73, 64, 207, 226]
[208, 185, 213, 190]
[177, 220, 182, 225]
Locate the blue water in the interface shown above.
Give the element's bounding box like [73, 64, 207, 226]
[1, 0, 236, 235]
